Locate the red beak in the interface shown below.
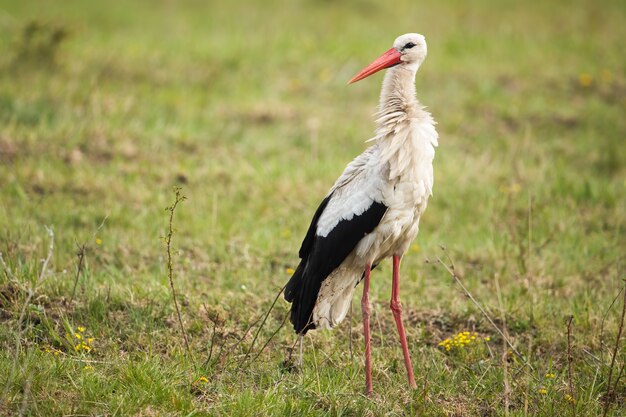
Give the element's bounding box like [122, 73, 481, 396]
[348, 48, 402, 84]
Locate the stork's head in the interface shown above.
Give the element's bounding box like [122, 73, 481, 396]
[348, 33, 427, 84]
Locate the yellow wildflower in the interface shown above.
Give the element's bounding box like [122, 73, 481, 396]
[578, 73, 592, 88]
[77, 326, 86, 332]
[545, 372, 555, 379]
[75, 333, 82, 340]
[438, 331, 484, 352]
[87, 338, 94, 344]
[96, 238, 102, 245]
[538, 387, 548, 395]
[74, 342, 92, 352]
[44, 346, 62, 356]
[84, 365, 94, 371]
[197, 376, 209, 383]
[286, 267, 295, 275]
[564, 394, 575, 404]
[500, 183, 521, 195]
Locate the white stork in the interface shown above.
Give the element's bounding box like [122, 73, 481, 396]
[284, 33, 438, 395]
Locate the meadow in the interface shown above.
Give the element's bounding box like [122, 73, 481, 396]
[0, 0, 625, 415]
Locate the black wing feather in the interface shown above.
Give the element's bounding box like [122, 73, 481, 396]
[298, 194, 332, 259]
[285, 196, 387, 334]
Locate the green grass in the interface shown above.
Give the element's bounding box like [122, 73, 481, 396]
[1, 0, 625, 415]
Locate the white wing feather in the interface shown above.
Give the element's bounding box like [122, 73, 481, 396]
[315, 145, 388, 237]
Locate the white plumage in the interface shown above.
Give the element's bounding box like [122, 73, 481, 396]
[313, 116, 437, 328]
[313, 36, 438, 329]
[284, 33, 437, 394]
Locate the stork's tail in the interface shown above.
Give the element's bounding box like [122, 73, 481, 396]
[285, 261, 365, 335]
[284, 261, 318, 334]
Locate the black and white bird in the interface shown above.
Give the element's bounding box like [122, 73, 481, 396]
[284, 33, 438, 395]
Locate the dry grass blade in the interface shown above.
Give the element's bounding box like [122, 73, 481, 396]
[241, 283, 287, 367]
[230, 315, 262, 352]
[600, 286, 624, 360]
[284, 331, 302, 369]
[495, 273, 510, 417]
[214, 314, 263, 371]
[1, 227, 54, 404]
[612, 362, 625, 397]
[244, 310, 290, 369]
[18, 374, 32, 417]
[202, 305, 218, 367]
[0, 252, 17, 281]
[603, 281, 626, 417]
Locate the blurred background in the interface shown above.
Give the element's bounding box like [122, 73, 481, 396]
[1, 0, 623, 274]
[0, 0, 624, 415]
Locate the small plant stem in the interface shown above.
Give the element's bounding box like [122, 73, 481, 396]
[165, 187, 195, 370]
[603, 282, 626, 417]
[566, 315, 576, 416]
[70, 243, 86, 303]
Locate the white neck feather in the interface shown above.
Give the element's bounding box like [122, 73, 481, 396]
[378, 66, 418, 114]
[372, 66, 439, 182]
[372, 66, 431, 139]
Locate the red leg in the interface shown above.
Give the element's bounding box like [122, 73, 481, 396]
[391, 255, 417, 389]
[361, 263, 373, 396]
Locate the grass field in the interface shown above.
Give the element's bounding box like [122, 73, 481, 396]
[1, 0, 625, 415]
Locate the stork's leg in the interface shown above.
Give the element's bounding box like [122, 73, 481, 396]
[391, 255, 417, 389]
[298, 334, 303, 368]
[361, 263, 373, 396]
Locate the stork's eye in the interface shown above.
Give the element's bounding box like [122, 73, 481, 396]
[404, 42, 416, 50]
